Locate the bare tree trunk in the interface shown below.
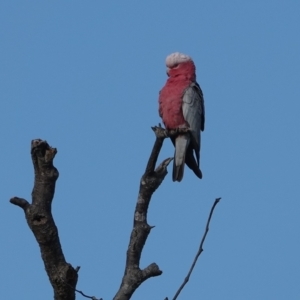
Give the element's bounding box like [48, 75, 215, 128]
[113, 126, 171, 300]
[10, 139, 78, 300]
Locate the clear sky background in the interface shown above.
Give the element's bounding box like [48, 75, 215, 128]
[1, 1, 299, 299]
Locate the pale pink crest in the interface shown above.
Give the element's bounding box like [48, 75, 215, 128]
[165, 52, 192, 68]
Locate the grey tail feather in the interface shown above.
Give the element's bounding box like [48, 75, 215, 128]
[185, 146, 203, 179]
[173, 159, 184, 182]
[172, 134, 189, 182]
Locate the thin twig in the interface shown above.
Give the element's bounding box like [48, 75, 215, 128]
[75, 288, 102, 300]
[55, 265, 102, 300]
[172, 198, 221, 300]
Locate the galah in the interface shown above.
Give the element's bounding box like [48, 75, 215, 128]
[159, 52, 205, 182]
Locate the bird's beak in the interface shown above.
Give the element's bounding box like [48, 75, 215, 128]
[166, 67, 170, 76]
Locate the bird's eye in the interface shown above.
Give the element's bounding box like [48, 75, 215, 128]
[173, 63, 179, 68]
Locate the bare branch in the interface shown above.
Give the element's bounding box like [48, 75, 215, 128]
[113, 126, 173, 300]
[10, 139, 78, 300]
[10, 197, 29, 209]
[172, 198, 221, 300]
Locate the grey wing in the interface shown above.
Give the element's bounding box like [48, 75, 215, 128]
[182, 82, 205, 152]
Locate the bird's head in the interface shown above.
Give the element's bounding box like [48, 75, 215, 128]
[165, 52, 195, 78]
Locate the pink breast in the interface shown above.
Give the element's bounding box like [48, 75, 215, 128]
[159, 80, 188, 129]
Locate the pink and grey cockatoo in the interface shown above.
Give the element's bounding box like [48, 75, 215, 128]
[159, 52, 205, 182]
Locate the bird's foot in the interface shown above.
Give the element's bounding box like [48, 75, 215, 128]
[151, 126, 168, 138]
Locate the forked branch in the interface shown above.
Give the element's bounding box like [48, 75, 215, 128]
[10, 132, 220, 300]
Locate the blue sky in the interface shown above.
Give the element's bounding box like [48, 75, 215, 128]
[1, 1, 300, 299]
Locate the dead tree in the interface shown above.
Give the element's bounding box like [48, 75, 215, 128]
[10, 126, 221, 300]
